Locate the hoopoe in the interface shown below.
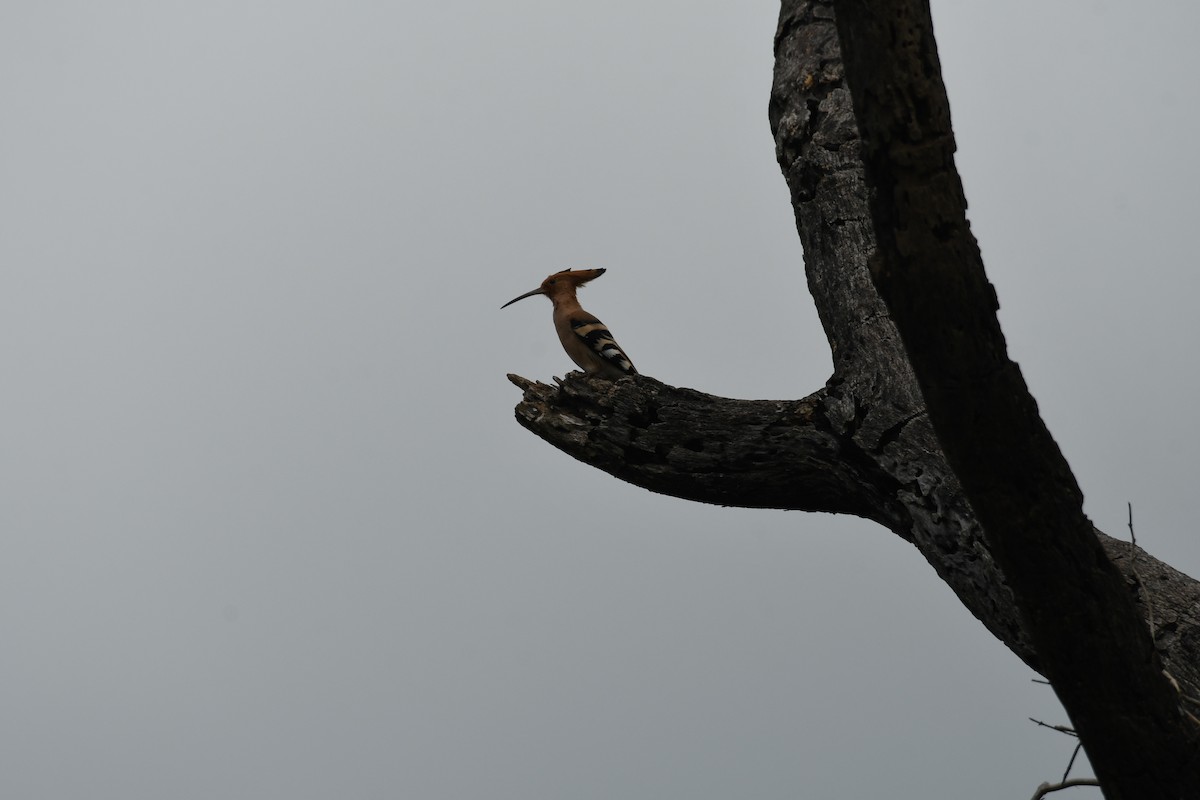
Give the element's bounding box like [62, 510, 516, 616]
[502, 268, 637, 380]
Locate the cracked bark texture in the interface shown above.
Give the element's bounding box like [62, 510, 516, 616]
[509, 1, 1200, 792]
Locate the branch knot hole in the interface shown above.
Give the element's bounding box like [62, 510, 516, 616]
[629, 400, 660, 430]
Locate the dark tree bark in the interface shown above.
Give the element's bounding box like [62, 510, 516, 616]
[831, 1, 1200, 796]
[508, 1, 1200, 794]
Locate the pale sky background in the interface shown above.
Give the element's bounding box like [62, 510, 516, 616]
[3, 2, 1197, 798]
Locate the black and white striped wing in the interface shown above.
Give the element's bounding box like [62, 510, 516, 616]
[570, 317, 637, 376]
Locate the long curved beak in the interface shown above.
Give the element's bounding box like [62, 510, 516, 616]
[501, 288, 545, 309]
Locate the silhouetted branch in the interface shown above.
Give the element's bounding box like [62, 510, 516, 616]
[507, 2, 1200, 792]
[508, 372, 903, 523]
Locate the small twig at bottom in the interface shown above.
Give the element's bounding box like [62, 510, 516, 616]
[1027, 720, 1097, 797]
[1030, 777, 1101, 800]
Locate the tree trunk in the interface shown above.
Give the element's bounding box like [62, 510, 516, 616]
[830, 1, 1200, 796]
[509, 1, 1200, 794]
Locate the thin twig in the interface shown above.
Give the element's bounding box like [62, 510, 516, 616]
[1030, 777, 1102, 800]
[1029, 718, 1078, 737]
[1061, 742, 1083, 783]
[1026, 720, 1097, 797]
[1128, 502, 1155, 638]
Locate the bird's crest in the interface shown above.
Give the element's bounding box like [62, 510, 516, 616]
[501, 268, 607, 308]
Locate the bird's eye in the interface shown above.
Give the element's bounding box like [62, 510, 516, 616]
[548, 279, 557, 285]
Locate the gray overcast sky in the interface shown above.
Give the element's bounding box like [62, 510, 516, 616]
[3, 2, 1197, 798]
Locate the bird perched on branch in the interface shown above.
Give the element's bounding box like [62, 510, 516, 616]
[502, 268, 637, 380]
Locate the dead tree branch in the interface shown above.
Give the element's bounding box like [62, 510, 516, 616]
[508, 1, 1200, 794]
